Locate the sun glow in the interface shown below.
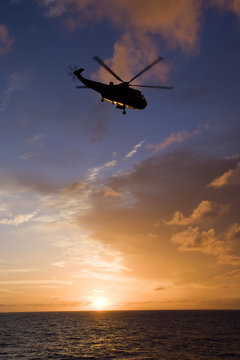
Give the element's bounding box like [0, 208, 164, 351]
[92, 297, 108, 311]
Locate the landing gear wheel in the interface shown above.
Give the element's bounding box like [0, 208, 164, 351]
[101, 98, 104, 102]
[122, 110, 126, 115]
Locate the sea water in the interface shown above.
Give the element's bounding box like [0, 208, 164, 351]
[0, 310, 239, 359]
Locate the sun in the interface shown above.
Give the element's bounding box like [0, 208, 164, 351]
[92, 297, 108, 311]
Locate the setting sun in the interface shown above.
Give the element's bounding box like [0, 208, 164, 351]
[92, 297, 108, 311]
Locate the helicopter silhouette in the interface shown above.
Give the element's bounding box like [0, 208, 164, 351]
[69, 56, 173, 114]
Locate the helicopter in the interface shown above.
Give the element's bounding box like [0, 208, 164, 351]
[69, 56, 173, 114]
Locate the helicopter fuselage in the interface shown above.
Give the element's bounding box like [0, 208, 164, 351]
[73, 69, 147, 111]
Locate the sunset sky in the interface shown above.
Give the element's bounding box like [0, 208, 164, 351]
[1, 0, 240, 312]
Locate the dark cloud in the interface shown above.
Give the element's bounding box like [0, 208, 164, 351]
[0, 173, 62, 194]
[78, 145, 240, 284]
[155, 287, 166, 291]
[199, 296, 240, 309]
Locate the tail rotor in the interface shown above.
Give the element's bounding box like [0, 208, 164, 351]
[67, 64, 79, 82]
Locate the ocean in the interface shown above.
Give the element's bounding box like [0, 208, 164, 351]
[0, 310, 239, 359]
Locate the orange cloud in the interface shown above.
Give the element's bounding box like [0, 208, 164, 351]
[171, 226, 226, 255]
[114, 0, 202, 53]
[209, 161, 240, 188]
[104, 187, 121, 198]
[41, 0, 202, 51]
[166, 200, 230, 226]
[218, 254, 240, 266]
[39, 0, 240, 84]
[0, 24, 14, 55]
[171, 221, 240, 264]
[147, 129, 200, 153]
[40, 0, 204, 82]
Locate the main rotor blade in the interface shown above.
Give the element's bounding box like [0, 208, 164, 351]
[76, 85, 88, 88]
[131, 84, 174, 89]
[129, 56, 164, 83]
[93, 56, 124, 83]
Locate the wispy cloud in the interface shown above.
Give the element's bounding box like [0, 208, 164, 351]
[0, 24, 14, 55]
[87, 159, 118, 182]
[20, 134, 46, 160]
[0, 71, 30, 112]
[52, 261, 66, 268]
[0, 201, 7, 213]
[146, 129, 199, 153]
[0, 212, 36, 226]
[124, 140, 145, 159]
[0, 268, 39, 274]
[0, 280, 72, 285]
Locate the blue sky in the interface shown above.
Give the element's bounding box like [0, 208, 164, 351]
[0, 0, 240, 311]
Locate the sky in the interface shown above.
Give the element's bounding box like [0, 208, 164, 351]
[0, 0, 240, 312]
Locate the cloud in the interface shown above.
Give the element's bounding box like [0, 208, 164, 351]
[155, 287, 166, 291]
[0, 212, 36, 226]
[218, 254, 240, 266]
[39, 0, 203, 51]
[0, 24, 14, 55]
[166, 200, 230, 226]
[0, 201, 7, 213]
[20, 134, 46, 160]
[103, 187, 121, 198]
[0, 155, 118, 230]
[75, 145, 240, 281]
[0, 300, 89, 309]
[64, 239, 130, 274]
[0, 268, 39, 273]
[61, 181, 86, 195]
[171, 221, 240, 264]
[84, 147, 238, 220]
[124, 140, 145, 159]
[0, 71, 30, 112]
[210, 0, 240, 17]
[38, 0, 240, 85]
[87, 159, 118, 182]
[105, 160, 118, 168]
[146, 129, 200, 153]
[198, 296, 240, 309]
[0, 280, 72, 285]
[216, 269, 240, 279]
[39, 0, 204, 82]
[52, 261, 66, 268]
[209, 161, 240, 188]
[95, 32, 170, 83]
[82, 102, 112, 142]
[225, 223, 240, 257]
[171, 226, 226, 255]
[1, 139, 240, 289]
